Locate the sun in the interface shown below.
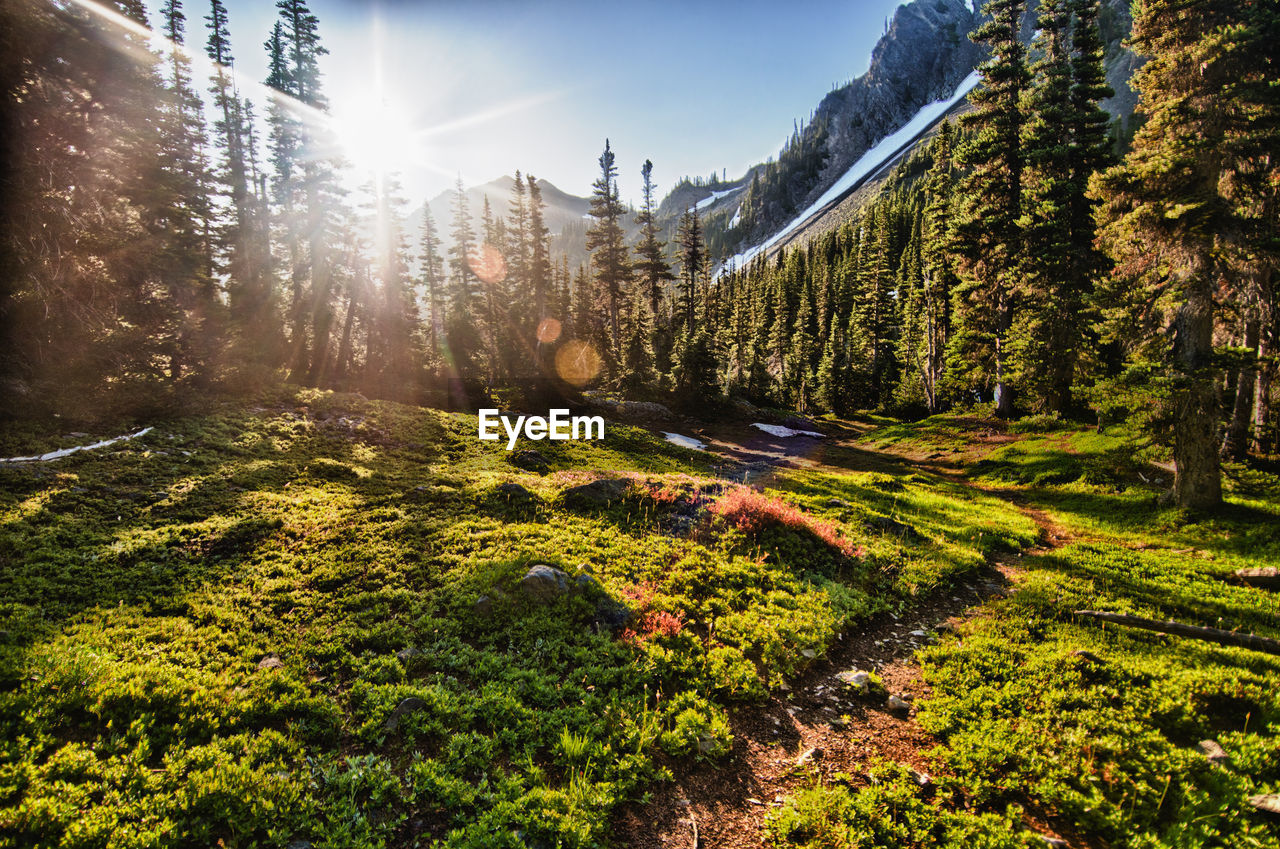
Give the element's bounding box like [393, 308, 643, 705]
[331, 95, 421, 178]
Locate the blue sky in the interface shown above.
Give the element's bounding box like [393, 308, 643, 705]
[151, 0, 907, 204]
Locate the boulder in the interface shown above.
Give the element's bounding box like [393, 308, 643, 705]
[510, 449, 550, 473]
[826, 497, 851, 508]
[495, 482, 537, 503]
[886, 694, 912, 713]
[473, 595, 494, 617]
[519, 565, 569, 602]
[592, 597, 633, 632]
[864, 515, 919, 539]
[395, 646, 421, 663]
[560, 478, 630, 509]
[257, 655, 283, 671]
[1248, 794, 1280, 815]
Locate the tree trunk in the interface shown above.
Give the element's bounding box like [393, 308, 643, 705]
[1222, 313, 1259, 460]
[994, 292, 1014, 418]
[1253, 298, 1275, 455]
[1171, 255, 1222, 510]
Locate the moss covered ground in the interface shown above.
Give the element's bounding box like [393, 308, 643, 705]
[0, 395, 1275, 848]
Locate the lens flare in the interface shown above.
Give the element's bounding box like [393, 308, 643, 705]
[536, 318, 562, 344]
[555, 339, 602, 386]
[467, 243, 508, 285]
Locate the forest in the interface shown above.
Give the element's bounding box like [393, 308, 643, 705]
[0, 0, 1277, 847]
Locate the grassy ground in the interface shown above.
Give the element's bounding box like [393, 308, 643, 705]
[767, 414, 1280, 849]
[0, 390, 1040, 849]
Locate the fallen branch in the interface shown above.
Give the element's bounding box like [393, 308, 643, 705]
[1074, 610, 1280, 657]
[0, 427, 154, 464]
[1234, 568, 1280, 591]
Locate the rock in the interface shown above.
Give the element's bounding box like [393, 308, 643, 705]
[560, 478, 630, 509]
[836, 670, 873, 692]
[519, 565, 569, 602]
[908, 768, 931, 787]
[886, 694, 912, 713]
[575, 572, 601, 591]
[909, 629, 927, 637]
[1037, 837, 1068, 849]
[826, 497, 851, 508]
[1070, 649, 1104, 664]
[395, 646, 421, 662]
[510, 449, 549, 473]
[592, 597, 633, 632]
[257, 655, 283, 671]
[1248, 794, 1280, 815]
[1197, 739, 1229, 766]
[382, 696, 426, 733]
[287, 841, 313, 849]
[473, 595, 494, 617]
[863, 515, 919, 538]
[495, 482, 537, 503]
[795, 747, 822, 766]
[800, 648, 817, 659]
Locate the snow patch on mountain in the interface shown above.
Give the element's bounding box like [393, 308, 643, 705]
[721, 70, 981, 274]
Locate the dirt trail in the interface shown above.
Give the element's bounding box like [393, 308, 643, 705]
[617, 423, 1080, 849]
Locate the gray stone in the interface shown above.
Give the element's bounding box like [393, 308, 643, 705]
[575, 572, 601, 591]
[863, 515, 919, 538]
[510, 449, 550, 473]
[560, 478, 630, 509]
[1038, 837, 1068, 849]
[908, 768, 931, 787]
[495, 482, 537, 503]
[519, 565, 569, 602]
[1196, 739, 1229, 766]
[592, 597, 633, 632]
[257, 655, 283, 671]
[1248, 794, 1280, 815]
[395, 646, 421, 663]
[826, 497, 851, 508]
[473, 595, 494, 617]
[886, 694, 912, 713]
[382, 696, 426, 733]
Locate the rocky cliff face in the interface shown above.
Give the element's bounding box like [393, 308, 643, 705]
[815, 0, 983, 189]
[705, 0, 1140, 264]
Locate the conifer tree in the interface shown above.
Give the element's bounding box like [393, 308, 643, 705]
[676, 206, 704, 335]
[1091, 0, 1275, 508]
[948, 0, 1029, 417]
[1010, 0, 1078, 413]
[445, 176, 482, 381]
[634, 160, 676, 324]
[418, 207, 446, 363]
[586, 140, 632, 359]
[206, 0, 276, 366]
[916, 123, 957, 412]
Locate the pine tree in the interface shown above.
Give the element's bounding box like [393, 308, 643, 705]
[418, 207, 446, 364]
[206, 0, 276, 367]
[917, 122, 957, 412]
[586, 140, 632, 360]
[948, 0, 1029, 417]
[1091, 0, 1276, 508]
[634, 160, 676, 324]
[1010, 0, 1078, 413]
[446, 176, 482, 383]
[676, 206, 704, 335]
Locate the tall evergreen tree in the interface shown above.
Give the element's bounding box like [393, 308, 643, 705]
[1091, 0, 1275, 508]
[586, 140, 632, 359]
[1010, 0, 1079, 413]
[947, 0, 1029, 417]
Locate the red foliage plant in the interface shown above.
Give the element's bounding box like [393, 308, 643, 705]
[619, 582, 686, 644]
[709, 486, 865, 559]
